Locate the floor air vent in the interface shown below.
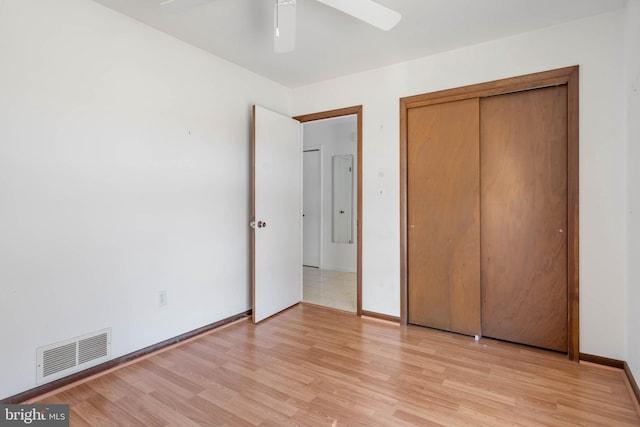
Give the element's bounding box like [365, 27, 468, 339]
[37, 328, 111, 384]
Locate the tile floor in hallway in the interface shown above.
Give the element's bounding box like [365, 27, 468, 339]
[302, 266, 356, 312]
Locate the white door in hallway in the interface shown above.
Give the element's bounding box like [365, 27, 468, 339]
[303, 149, 321, 267]
[251, 105, 302, 323]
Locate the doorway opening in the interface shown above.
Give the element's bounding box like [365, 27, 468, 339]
[295, 107, 362, 315]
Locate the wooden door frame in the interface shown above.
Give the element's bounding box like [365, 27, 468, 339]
[294, 106, 363, 316]
[399, 66, 580, 360]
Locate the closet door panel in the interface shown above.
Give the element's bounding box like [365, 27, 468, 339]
[407, 98, 481, 335]
[480, 86, 568, 352]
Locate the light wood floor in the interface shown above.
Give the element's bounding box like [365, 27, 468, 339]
[35, 304, 640, 426]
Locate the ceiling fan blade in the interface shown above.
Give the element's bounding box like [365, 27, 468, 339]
[274, 0, 296, 53]
[316, 0, 401, 31]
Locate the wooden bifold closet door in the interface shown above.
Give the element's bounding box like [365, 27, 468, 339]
[406, 83, 570, 353]
[407, 98, 481, 336]
[480, 86, 568, 352]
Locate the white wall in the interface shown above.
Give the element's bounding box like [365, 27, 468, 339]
[625, 0, 640, 383]
[0, 0, 290, 399]
[0, 1, 634, 401]
[293, 11, 628, 359]
[303, 118, 357, 272]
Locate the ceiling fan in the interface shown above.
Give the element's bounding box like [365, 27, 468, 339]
[160, 0, 402, 54]
[274, 0, 401, 53]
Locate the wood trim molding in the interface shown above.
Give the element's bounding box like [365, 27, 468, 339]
[580, 353, 640, 407]
[399, 66, 580, 359]
[579, 353, 625, 369]
[361, 310, 400, 323]
[1, 310, 252, 404]
[294, 106, 362, 123]
[251, 106, 257, 323]
[399, 98, 408, 326]
[401, 67, 577, 109]
[625, 362, 640, 407]
[294, 106, 364, 316]
[566, 67, 580, 361]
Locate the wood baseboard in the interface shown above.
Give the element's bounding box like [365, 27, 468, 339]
[361, 310, 400, 323]
[625, 361, 640, 408]
[580, 353, 640, 408]
[1, 310, 251, 404]
[579, 352, 625, 369]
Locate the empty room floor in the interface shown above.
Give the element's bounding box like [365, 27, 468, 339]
[302, 266, 356, 312]
[33, 304, 640, 426]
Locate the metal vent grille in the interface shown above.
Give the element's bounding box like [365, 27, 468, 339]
[37, 328, 111, 384]
[42, 342, 77, 378]
[78, 333, 108, 364]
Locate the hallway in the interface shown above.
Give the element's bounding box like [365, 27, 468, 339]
[302, 267, 356, 312]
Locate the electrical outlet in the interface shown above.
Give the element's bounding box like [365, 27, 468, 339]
[158, 290, 167, 307]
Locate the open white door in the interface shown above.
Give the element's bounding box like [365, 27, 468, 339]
[251, 105, 302, 323]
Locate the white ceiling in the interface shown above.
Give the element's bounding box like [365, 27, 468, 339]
[93, 0, 627, 88]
